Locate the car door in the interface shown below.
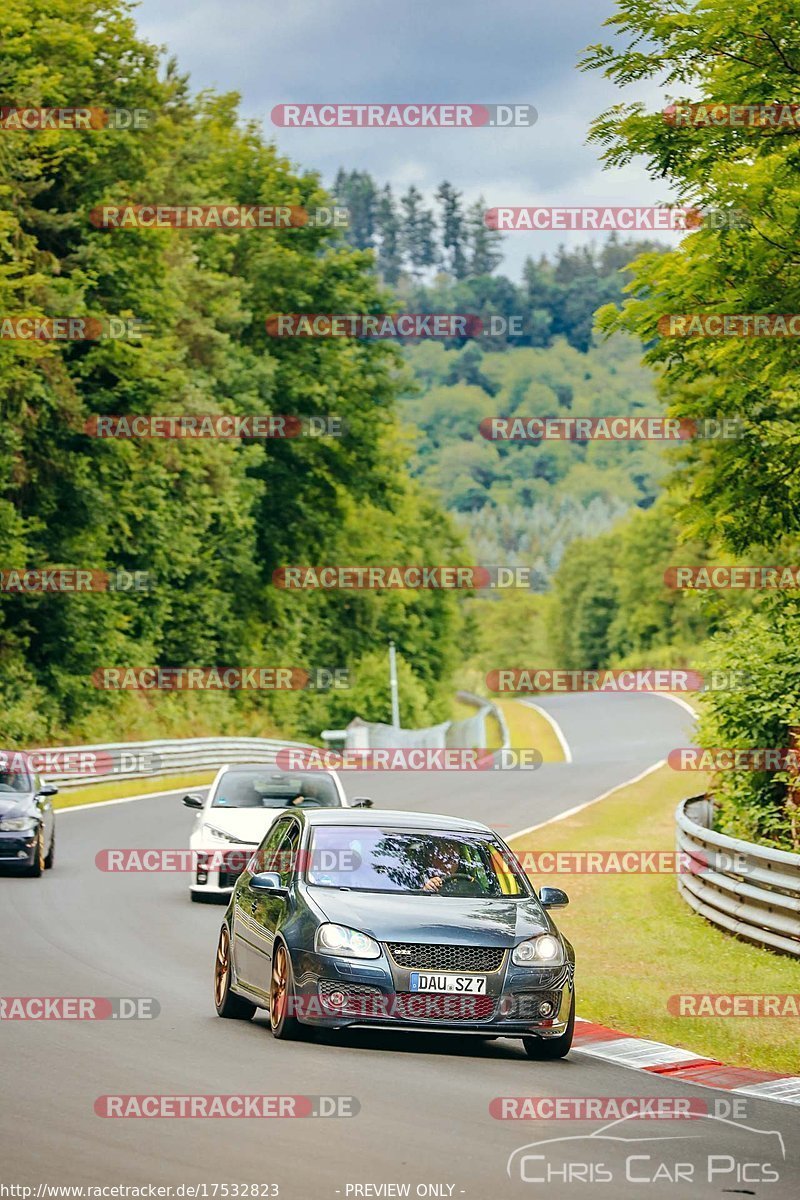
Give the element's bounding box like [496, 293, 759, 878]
[246, 818, 301, 991]
[232, 816, 293, 990]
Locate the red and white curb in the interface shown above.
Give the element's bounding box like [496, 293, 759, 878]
[573, 1017, 800, 1106]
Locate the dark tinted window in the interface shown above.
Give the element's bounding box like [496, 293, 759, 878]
[0, 770, 33, 793]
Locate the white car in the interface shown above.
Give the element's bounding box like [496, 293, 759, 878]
[184, 762, 370, 901]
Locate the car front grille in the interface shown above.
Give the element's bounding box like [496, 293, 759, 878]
[387, 942, 505, 973]
[392, 993, 496, 1022]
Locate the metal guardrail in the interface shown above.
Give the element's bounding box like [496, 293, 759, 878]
[676, 795, 800, 957]
[455, 690, 511, 751]
[35, 736, 314, 790]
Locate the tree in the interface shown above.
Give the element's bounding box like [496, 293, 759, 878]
[400, 185, 438, 278]
[583, 0, 800, 553]
[466, 197, 504, 276]
[374, 184, 403, 283]
[436, 181, 468, 279]
[332, 169, 377, 251]
[0, 0, 467, 743]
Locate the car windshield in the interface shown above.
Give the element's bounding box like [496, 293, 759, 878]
[306, 827, 529, 897]
[211, 770, 340, 809]
[0, 770, 33, 794]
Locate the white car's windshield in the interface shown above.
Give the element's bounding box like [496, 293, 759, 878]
[212, 769, 339, 809]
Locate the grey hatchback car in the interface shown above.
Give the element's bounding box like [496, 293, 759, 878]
[214, 809, 575, 1058]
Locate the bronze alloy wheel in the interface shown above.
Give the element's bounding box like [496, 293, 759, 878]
[268, 942, 301, 1039]
[214, 926, 231, 1009]
[270, 944, 288, 1029]
[213, 925, 256, 1020]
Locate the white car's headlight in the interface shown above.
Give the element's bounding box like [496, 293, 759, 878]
[202, 824, 249, 845]
[0, 817, 37, 832]
[512, 934, 564, 966]
[315, 923, 381, 959]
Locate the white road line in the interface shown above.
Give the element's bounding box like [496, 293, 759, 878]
[508, 758, 666, 842]
[56, 785, 205, 813]
[520, 699, 572, 763]
[654, 691, 700, 719]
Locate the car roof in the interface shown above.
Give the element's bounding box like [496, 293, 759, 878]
[298, 808, 492, 833]
[218, 762, 337, 777]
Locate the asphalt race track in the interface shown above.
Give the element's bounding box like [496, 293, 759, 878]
[1, 694, 797, 1198]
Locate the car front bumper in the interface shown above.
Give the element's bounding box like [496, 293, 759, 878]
[0, 830, 39, 868]
[190, 845, 257, 896]
[286, 946, 574, 1037]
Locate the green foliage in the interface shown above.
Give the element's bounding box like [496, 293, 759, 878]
[546, 497, 724, 670]
[583, 0, 800, 553]
[401, 334, 666, 580]
[696, 600, 800, 850]
[0, 0, 467, 744]
[577, 0, 800, 847]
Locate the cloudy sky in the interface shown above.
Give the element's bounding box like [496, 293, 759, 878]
[133, 0, 679, 275]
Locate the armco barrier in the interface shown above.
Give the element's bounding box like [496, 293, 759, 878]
[676, 796, 800, 957]
[33, 736, 314, 790]
[455, 690, 511, 751]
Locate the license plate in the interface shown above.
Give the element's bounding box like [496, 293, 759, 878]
[409, 972, 487, 994]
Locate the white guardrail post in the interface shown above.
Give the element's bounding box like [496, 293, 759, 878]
[676, 795, 800, 957]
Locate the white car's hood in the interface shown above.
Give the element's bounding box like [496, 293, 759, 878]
[197, 807, 285, 845]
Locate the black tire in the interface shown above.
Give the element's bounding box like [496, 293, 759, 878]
[214, 925, 256, 1020]
[26, 829, 45, 878]
[44, 828, 55, 870]
[522, 992, 575, 1060]
[269, 941, 302, 1040]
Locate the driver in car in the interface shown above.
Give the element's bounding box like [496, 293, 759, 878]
[421, 841, 476, 894]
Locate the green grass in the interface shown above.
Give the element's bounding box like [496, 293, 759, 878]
[497, 698, 564, 763]
[53, 771, 217, 810]
[509, 764, 800, 1074]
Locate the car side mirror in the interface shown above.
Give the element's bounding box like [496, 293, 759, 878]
[250, 871, 289, 895]
[539, 886, 569, 908]
[37, 785, 58, 797]
[183, 794, 204, 809]
[351, 797, 373, 808]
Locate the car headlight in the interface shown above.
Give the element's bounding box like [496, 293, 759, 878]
[202, 824, 249, 845]
[0, 817, 37, 833]
[314, 923, 381, 959]
[512, 934, 564, 966]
